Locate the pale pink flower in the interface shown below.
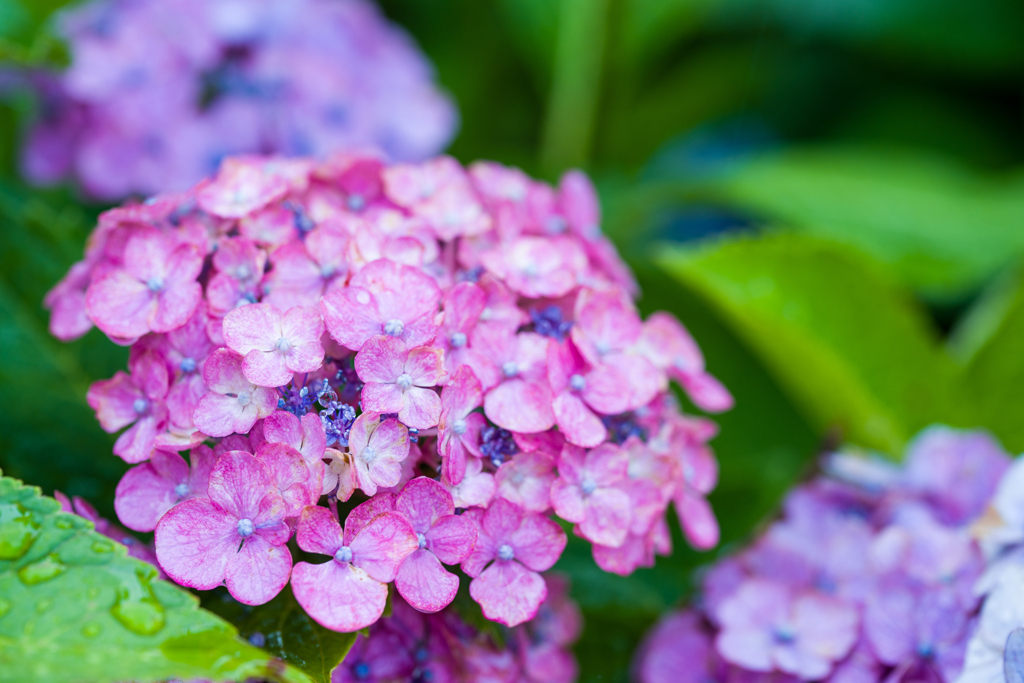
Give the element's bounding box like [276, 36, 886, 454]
[87, 350, 169, 464]
[263, 224, 351, 310]
[437, 366, 486, 485]
[462, 498, 567, 627]
[393, 478, 477, 613]
[436, 281, 493, 379]
[354, 335, 444, 429]
[495, 451, 557, 513]
[196, 156, 293, 219]
[382, 156, 491, 240]
[472, 325, 554, 434]
[348, 412, 411, 496]
[550, 443, 632, 548]
[291, 504, 418, 632]
[480, 236, 586, 299]
[637, 312, 733, 413]
[222, 303, 326, 387]
[321, 258, 441, 352]
[155, 451, 293, 605]
[114, 444, 215, 532]
[442, 455, 496, 509]
[85, 230, 202, 340]
[192, 349, 278, 437]
[714, 578, 859, 679]
[546, 339, 608, 448]
[592, 519, 672, 577]
[570, 288, 662, 414]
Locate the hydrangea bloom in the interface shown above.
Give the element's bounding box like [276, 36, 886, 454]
[637, 425, 1013, 683]
[54, 152, 730, 633]
[21, 0, 456, 200]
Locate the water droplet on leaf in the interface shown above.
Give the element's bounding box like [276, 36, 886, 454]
[0, 503, 40, 559]
[92, 540, 114, 554]
[18, 554, 66, 585]
[111, 570, 165, 635]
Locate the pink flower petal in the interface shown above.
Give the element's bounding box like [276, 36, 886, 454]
[395, 477, 454, 533]
[509, 511, 567, 571]
[680, 371, 735, 413]
[354, 335, 407, 383]
[676, 490, 720, 550]
[86, 270, 155, 339]
[579, 486, 632, 548]
[207, 451, 275, 520]
[400, 387, 442, 430]
[255, 442, 317, 518]
[291, 560, 387, 632]
[296, 504, 343, 556]
[395, 548, 459, 613]
[405, 346, 445, 386]
[484, 378, 555, 434]
[425, 513, 477, 565]
[154, 497, 237, 590]
[552, 392, 606, 447]
[343, 493, 397, 545]
[224, 533, 292, 605]
[114, 451, 187, 532]
[469, 560, 548, 627]
[360, 382, 405, 415]
[351, 511, 419, 583]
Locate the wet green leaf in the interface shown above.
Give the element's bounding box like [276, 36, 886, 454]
[0, 471, 313, 683]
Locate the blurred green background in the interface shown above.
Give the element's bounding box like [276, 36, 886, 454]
[1, 0, 1024, 681]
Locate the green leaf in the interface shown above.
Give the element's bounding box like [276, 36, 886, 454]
[955, 267, 1024, 453]
[201, 585, 358, 683]
[657, 230, 957, 455]
[705, 146, 1024, 301]
[0, 472, 313, 683]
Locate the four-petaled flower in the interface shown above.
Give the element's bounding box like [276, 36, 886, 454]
[550, 443, 633, 548]
[348, 412, 412, 496]
[222, 303, 326, 387]
[355, 335, 445, 429]
[193, 349, 278, 437]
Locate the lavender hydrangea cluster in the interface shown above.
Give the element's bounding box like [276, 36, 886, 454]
[51, 152, 732, 632]
[22, 0, 457, 200]
[636, 426, 1016, 683]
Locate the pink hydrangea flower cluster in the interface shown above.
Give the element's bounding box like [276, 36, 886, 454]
[333, 574, 582, 683]
[22, 0, 456, 200]
[636, 426, 1012, 683]
[53, 152, 731, 630]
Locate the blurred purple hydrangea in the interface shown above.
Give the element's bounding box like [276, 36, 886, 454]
[22, 0, 457, 200]
[636, 425, 1016, 683]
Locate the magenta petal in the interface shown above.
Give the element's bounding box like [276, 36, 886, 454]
[152, 279, 202, 333]
[256, 442, 316, 518]
[223, 303, 279, 355]
[469, 560, 547, 627]
[320, 286, 385, 351]
[351, 511, 419, 583]
[115, 458, 182, 532]
[225, 534, 292, 605]
[405, 346, 445, 386]
[395, 548, 459, 613]
[207, 451, 274, 520]
[242, 349, 294, 387]
[552, 392, 607, 448]
[86, 270, 155, 339]
[400, 387, 442, 430]
[680, 371, 735, 413]
[676, 491, 720, 550]
[395, 477, 454, 532]
[291, 560, 387, 632]
[296, 504, 344, 556]
[113, 415, 159, 464]
[360, 382, 405, 414]
[484, 378, 555, 434]
[343, 493, 397, 545]
[355, 335, 407, 383]
[549, 480, 585, 524]
[154, 497, 237, 590]
[425, 514, 477, 565]
[579, 487, 632, 548]
[509, 511, 567, 571]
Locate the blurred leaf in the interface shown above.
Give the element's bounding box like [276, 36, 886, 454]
[0, 472, 313, 683]
[658, 230, 957, 454]
[0, 182, 126, 517]
[559, 257, 818, 683]
[704, 147, 1024, 301]
[955, 267, 1024, 453]
[201, 586, 358, 683]
[707, 0, 1024, 75]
